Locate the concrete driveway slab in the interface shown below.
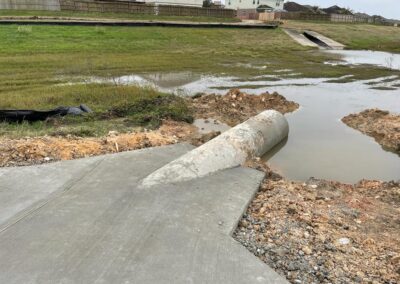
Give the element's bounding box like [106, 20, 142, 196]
[0, 144, 288, 284]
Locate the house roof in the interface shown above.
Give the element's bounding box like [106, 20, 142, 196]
[283, 1, 311, 12]
[322, 5, 353, 15]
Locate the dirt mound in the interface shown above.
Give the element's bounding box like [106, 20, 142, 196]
[0, 89, 298, 167]
[342, 109, 400, 154]
[190, 89, 299, 126]
[235, 160, 400, 284]
[0, 121, 197, 167]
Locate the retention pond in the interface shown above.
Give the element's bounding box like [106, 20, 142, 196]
[85, 51, 400, 183]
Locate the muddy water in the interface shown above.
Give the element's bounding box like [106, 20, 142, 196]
[127, 74, 400, 183]
[324, 50, 400, 71]
[86, 67, 400, 182]
[257, 81, 400, 182]
[181, 76, 400, 183]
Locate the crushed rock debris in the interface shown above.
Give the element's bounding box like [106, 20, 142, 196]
[235, 159, 400, 284]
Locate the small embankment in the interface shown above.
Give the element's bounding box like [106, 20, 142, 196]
[191, 89, 299, 126]
[342, 109, 400, 154]
[0, 89, 299, 167]
[234, 160, 400, 284]
[0, 121, 197, 167]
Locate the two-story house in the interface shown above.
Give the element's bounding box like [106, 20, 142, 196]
[225, 0, 284, 11]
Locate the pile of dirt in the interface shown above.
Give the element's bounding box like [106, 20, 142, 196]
[235, 160, 400, 284]
[190, 89, 299, 126]
[0, 89, 298, 167]
[342, 109, 400, 154]
[0, 121, 197, 167]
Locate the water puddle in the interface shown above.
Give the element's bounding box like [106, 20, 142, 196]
[69, 53, 400, 183]
[182, 76, 399, 183]
[101, 73, 399, 183]
[324, 50, 400, 71]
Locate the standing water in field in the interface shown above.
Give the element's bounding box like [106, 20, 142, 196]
[112, 73, 399, 183]
[82, 50, 400, 183]
[324, 50, 400, 70]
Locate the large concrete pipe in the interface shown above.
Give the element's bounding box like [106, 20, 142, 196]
[141, 110, 289, 187]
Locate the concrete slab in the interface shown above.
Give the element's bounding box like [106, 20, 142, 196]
[0, 144, 193, 231]
[0, 144, 288, 283]
[283, 28, 319, 48]
[304, 30, 345, 50]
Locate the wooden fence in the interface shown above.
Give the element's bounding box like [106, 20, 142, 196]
[263, 12, 394, 26]
[59, 0, 236, 18]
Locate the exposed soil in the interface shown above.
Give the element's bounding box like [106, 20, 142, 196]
[235, 159, 400, 284]
[0, 121, 197, 167]
[342, 109, 400, 154]
[0, 89, 298, 167]
[190, 89, 299, 126]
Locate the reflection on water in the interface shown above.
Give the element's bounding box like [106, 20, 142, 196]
[86, 72, 201, 92]
[324, 50, 400, 71]
[261, 137, 288, 163]
[142, 72, 201, 89]
[130, 74, 399, 183]
[76, 53, 400, 182]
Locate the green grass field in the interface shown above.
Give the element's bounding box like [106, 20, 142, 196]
[0, 21, 399, 138]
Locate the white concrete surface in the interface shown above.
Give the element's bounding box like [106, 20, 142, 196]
[283, 28, 319, 48]
[141, 110, 289, 187]
[304, 30, 345, 50]
[0, 144, 288, 283]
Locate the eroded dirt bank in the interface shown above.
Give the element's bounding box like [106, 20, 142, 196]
[235, 160, 400, 284]
[342, 109, 400, 154]
[0, 90, 298, 167]
[0, 121, 197, 167]
[191, 89, 299, 126]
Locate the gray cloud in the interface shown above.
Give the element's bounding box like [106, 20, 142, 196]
[297, 0, 400, 19]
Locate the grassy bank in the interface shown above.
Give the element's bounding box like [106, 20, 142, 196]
[0, 9, 239, 23]
[0, 84, 192, 138]
[0, 24, 397, 85]
[0, 23, 399, 137]
[284, 21, 400, 53]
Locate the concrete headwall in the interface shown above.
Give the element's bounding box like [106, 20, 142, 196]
[0, 0, 61, 11]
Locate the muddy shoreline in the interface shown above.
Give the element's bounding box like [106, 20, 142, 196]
[0, 91, 398, 284]
[342, 109, 400, 155]
[0, 90, 299, 167]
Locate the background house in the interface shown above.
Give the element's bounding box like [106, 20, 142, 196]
[225, 0, 284, 11]
[145, 0, 203, 7]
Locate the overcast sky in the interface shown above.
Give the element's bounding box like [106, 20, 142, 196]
[297, 0, 400, 19]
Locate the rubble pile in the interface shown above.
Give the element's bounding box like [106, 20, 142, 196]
[342, 109, 400, 154]
[235, 160, 400, 284]
[190, 89, 299, 126]
[0, 121, 196, 167]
